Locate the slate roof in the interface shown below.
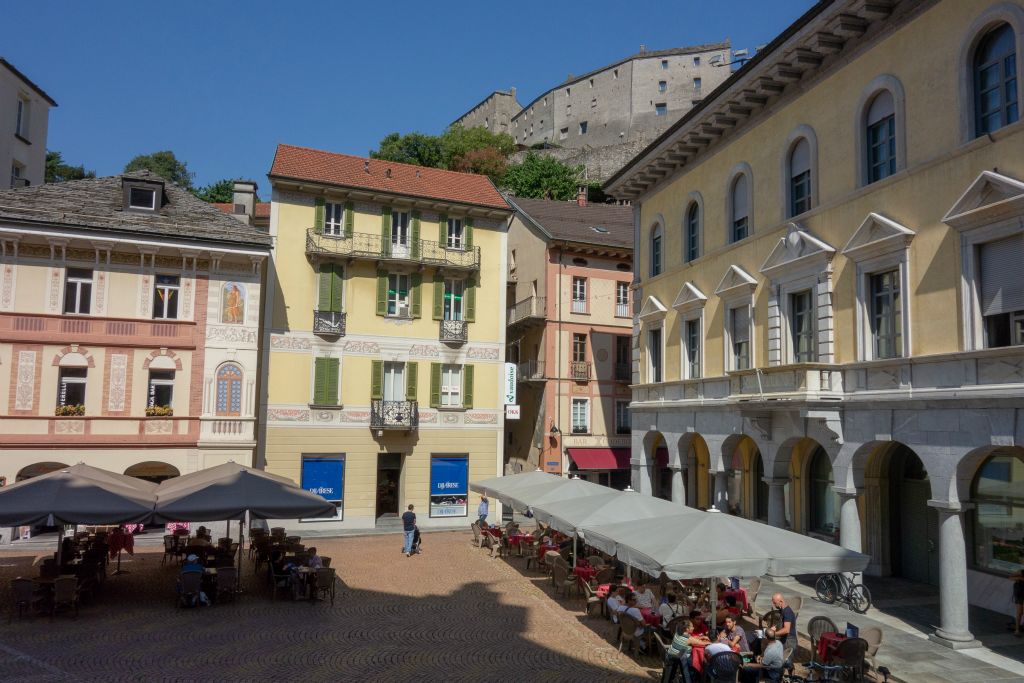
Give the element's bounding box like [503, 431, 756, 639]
[0, 171, 271, 248]
[506, 195, 632, 250]
[269, 144, 510, 211]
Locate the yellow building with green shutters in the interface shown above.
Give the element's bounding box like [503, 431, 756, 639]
[260, 144, 511, 529]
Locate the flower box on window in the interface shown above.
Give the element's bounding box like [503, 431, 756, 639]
[145, 405, 174, 417]
[54, 404, 85, 417]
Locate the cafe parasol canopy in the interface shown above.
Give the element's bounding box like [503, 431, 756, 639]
[470, 471, 608, 512]
[0, 463, 157, 527]
[530, 490, 685, 536]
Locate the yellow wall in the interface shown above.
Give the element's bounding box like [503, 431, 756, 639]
[634, 0, 1024, 381]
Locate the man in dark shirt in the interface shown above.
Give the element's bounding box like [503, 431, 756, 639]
[770, 593, 797, 649]
[401, 504, 416, 557]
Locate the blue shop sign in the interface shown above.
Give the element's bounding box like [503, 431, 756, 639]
[301, 458, 344, 502]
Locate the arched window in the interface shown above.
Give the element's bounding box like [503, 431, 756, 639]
[684, 201, 701, 262]
[730, 173, 750, 242]
[215, 363, 243, 416]
[788, 138, 812, 217]
[807, 447, 839, 538]
[972, 450, 1024, 574]
[650, 224, 663, 277]
[974, 23, 1019, 137]
[865, 91, 897, 183]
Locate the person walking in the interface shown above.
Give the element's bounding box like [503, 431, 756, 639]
[402, 504, 417, 557]
[477, 495, 489, 525]
[1011, 570, 1024, 637]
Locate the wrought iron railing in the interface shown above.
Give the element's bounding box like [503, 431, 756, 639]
[614, 362, 630, 382]
[507, 296, 546, 326]
[439, 319, 468, 343]
[306, 229, 480, 270]
[570, 361, 591, 381]
[371, 399, 418, 430]
[516, 360, 545, 381]
[313, 310, 346, 336]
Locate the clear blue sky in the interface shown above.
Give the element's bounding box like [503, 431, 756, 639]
[2, 1, 812, 190]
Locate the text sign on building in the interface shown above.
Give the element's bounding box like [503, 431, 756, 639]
[504, 362, 517, 405]
[505, 405, 521, 420]
[430, 456, 468, 518]
[300, 456, 344, 521]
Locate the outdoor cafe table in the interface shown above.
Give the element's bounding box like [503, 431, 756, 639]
[639, 607, 662, 627]
[573, 563, 597, 586]
[508, 533, 533, 548]
[691, 643, 741, 674]
[480, 527, 502, 538]
[817, 632, 847, 663]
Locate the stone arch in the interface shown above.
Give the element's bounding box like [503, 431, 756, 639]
[51, 345, 95, 368]
[962, 445, 1024, 576]
[16, 461, 69, 482]
[142, 349, 183, 371]
[679, 432, 711, 509]
[124, 461, 180, 484]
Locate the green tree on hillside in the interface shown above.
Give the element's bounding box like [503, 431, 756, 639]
[124, 150, 194, 188]
[371, 132, 445, 168]
[45, 151, 95, 184]
[501, 152, 583, 200]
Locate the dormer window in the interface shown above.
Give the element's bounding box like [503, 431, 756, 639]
[129, 187, 156, 210]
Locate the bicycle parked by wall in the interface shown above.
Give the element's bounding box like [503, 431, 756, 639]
[783, 661, 890, 682]
[815, 572, 872, 613]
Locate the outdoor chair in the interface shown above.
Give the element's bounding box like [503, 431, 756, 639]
[51, 576, 79, 620]
[525, 547, 541, 571]
[746, 577, 761, 616]
[707, 650, 743, 683]
[665, 616, 688, 636]
[285, 535, 301, 545]
[551, 565, 576, 598]
[321, 556, 332, 568]
[470, 522, 482, 547]
[617, 613, 645, 657]
[39, 560, 59, 580]
[789, 595, 803, 618]
[807, 615, 840, 664]
[9, 578, 42, 622]
[162, 535, 179, 566]
[594, 567, 615, 585]
[270, 566, 291, 601]
[314, 567, 336, 605]
[860, 626, 883, 671]
[270, 527, 286, 540]
[649, 628, 671, 659]
[182, 546, 208, 565]
[833, 636, 868, 681]
[543, 551, 561, 574]
[178, 571, 203, 608]
[216, 567, 238, 603]
[580, 580, 602, 617]
[75, 562, 101, 603]
[586, 555, 604, 568]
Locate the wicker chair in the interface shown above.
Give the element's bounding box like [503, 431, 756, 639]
[833, 637, 868, 681]
[179, 570, 204, 607]
[580, 580, 603, 617]
[51, 576, 80, 620]
[9, 578, 42, 621]
[162, 535, 179, 566]
[617, 613, 642, 657]
[470, 522, 482, 548]
[216, 567, 238, 603]
[321, 556, 332, 568]
[807, 615, 840, 664]
[594, 566, 615, 585]
[861, 626, 883, 671]
[542, 551, 561, 574]
[551, 564, 577, 597]
[315, 567, 336, 605]
[789, 595, 803, 618]
[707, 651, 743, 683]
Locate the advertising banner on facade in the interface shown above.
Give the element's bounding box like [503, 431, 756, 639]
[504, 362, 517, 405]
[301, 456, 344, 520]
[430, 456, 468, 518]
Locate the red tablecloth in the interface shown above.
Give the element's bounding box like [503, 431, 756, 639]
[480, 527, 502, 538]
[724, 587, 749, 611]
[691, 644, 740, 673]
[817, 632, 846, 663]
[508, 533, 533, 547]
[573, 565, 597, 583]
[639, 607, 662, 627]
[596, 580, 633, 598]
[537, 543, 558, 559]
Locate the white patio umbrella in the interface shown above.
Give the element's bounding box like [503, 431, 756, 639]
[531, 491, 685, 536]
[470, 470, 563, 505]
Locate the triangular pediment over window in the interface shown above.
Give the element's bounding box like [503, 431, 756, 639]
[942, 171, 1024, 230]
[760, 222, 835, 278]
[714, 265, 757, 297]
[841, 213, 915, 262]
[639, 295, 668, 322]
[672, 282, 708, 312]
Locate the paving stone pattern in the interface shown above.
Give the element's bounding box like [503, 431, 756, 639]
[0, 531, 655, 682]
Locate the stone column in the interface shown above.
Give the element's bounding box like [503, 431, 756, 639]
[632, 461, 653, 495]
[835, 488, 863, 554]
[671, 467, 685, 505]
[930, 506, 981, 649]
[712, 471, 729, 511]
[765, 478, 787, 528]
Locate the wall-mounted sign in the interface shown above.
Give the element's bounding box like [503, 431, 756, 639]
[430, 456, 468, 518]
[505, 405, 520, 420]
[504, 362, 517, 405]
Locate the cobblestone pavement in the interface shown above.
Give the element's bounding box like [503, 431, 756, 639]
[0, 531, 658, 682]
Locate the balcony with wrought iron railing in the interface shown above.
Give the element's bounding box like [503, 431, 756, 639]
[439, 319, 468, 344]
[570, 361, 591, 381]
[306, 229, 480, 271]
[507, 296, 546, 327]
[371, 399, 419, 430]
[614, 362, 631, 382]
[516, 360, 545, 382]
[313, 310, 346, 336]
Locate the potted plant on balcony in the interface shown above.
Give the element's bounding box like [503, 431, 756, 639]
[145, 405, 174, 417]
[54, 404, 85, 417]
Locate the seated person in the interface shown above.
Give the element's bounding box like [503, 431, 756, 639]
[634, 580, 657, 610]
[605, 585, 625, 623]
[190, 533, 212, 548]
[705, 631, 732, 657]
[716, 595, 741, 622]
[195, 526, 211, 541]
[307, 547, 323, 569]
[723, 615, 750, 652]
[181, 553, 204, 573]
[620, 593, 648, 649]
[740, 627, 784, 683]
[659, 592, 684, 629]
[660, 618, 709, 683]
[689, 610, 709, 637]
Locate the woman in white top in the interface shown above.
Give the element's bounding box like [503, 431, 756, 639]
[605, 586, 625, 623]
[634, 580, 657, 610]
[622, 594, 647, 638]
[659, 592, 683, 628]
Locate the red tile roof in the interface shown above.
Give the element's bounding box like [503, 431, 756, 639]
[268, 144, 510, 211]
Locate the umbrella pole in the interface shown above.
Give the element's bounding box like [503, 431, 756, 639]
[710, 579, 717, 633]
[112, 527, 128, 575]
[235, 515, 245, 595]
[55, 525, 64, 567]
[572, 534, 577, 569]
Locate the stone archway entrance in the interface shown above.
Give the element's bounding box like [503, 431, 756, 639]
[16, 462, 69, 482]
[890, 445, 939, 585]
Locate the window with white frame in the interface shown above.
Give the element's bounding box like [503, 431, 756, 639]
[387, 273, 411, 317]
[866, 91, 896, 183]
[571, 398, 589, 434]
[978, 235, 1024, 348]
[128, 187, 156, 210]
[972, 22, 1019, 137]
[147, 370, 174, 409]
[789, 289, 816, 362]
[447, 218, 464, 249]
[444, 278, 464, 321]
[57, 367, 87, 408]
[869, 269, 902, 359]
[63, 268, 92, 315]
[685, 201, 700, 262]
[152, 275, 180, 319]
[729, 306, 750, 370]
[730, 173, 750, 242]
[615, 400, 630, 435]
[684, 317, 701, 379]
[615, 282, 629, 317]
[650, 224, 663, 276]
[440, 364, 462, 407]
[324, 202, 344, 235]
[648, 326, 663, 382]
[571, 276, 587, 313]
[391, 211, 410, 249]
[788, 138, 812, 217]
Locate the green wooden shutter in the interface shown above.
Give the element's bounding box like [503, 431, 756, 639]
[411, 210, 421, 259]
[464, 217, 474, 249]
[325, 358, 340, 405]
[344, 201, 354, 238]
[314, 197, 325, 234]
[381, 206, 392, 257]
[370, 360, 383, 400]
[462, 364, 474, 409]
[375, 270, 388, 316]
[439, 214, 448, 245]
[429, 363, 441, 408]
[432, 275, 444, 320]
[330, 264, 344, 313]
[464, 275, 476, 322]
[410, 273, 422, 318]
[406, 361, 418, 401]
[313, 357, 327, 404]
[317, 264, 332, 311]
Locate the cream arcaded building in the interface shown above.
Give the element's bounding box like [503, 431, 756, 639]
[262, 145, 511, 530]
[0, 172, 270, 496]
[606, 0, 1024, 648]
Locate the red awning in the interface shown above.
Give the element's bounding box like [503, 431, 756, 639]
[567, 448, 631, 470]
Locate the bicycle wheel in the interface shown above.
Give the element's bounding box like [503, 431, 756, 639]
[815, 574, 838, 604]
[850, 583, 872, 613]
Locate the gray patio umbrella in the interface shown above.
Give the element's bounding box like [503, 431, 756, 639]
[469, 471, 608, 513]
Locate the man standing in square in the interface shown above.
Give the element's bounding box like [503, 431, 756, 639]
[402, 504, 416, 557]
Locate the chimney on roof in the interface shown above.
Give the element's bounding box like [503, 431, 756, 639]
[364, 160, 370, 173]
[576, 186, 587, 208]
[639, 44, 646, 54]
[230, 181, 258, 226]
[510, 87, 516, 99]
[385, 168, 392, 179]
